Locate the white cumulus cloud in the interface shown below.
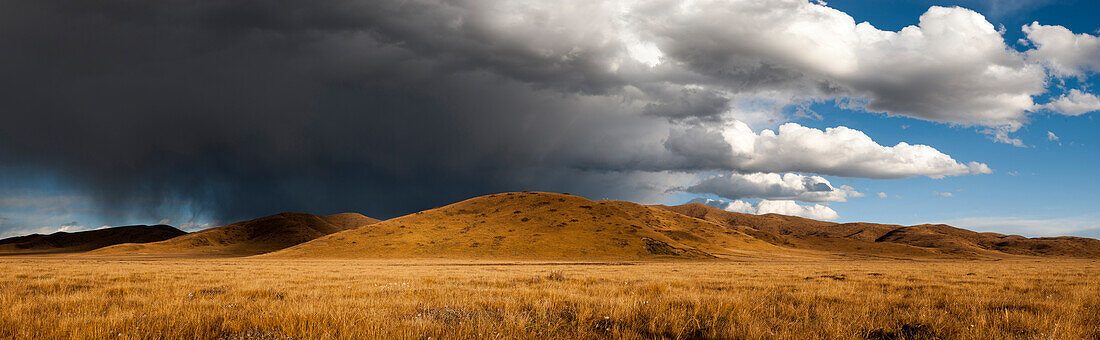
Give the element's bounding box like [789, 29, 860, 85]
[665, 120, 993, 179]
[648, 2, 1047, 130]
[689, 198, 840, 220]
[1023, 22, 1100, 77]
[684, 172, 862, 202]
[1041, 89, 1100, 116]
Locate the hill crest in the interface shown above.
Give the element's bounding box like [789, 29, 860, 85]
[0, 225, 185, 255]
[654, 203, 1100, 258]
[268, 192, 780, 260]
[91, 212, 379, 257]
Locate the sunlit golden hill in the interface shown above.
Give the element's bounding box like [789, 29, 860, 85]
[656, 203, 1100, 258]
[267, 192, 780, 260]
[90, 213, 378, 257]
[0, 225, 185, 255]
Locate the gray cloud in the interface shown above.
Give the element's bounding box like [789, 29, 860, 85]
[688, 197, 840, 220]
[0, 0, 1030, 228]
[684, 173, 862, 203]
[642, 88, 730, 121]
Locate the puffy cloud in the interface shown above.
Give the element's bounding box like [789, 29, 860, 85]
[1023, 22, 1100, 77]
[684, 172, 862, 202]
[1047, 131, 1059, 141]
[877, 192, 888, 198]
[1040, 89, 1100, 116]
[661, 121, 993, 179]
[647, 2, 1047, 128]
[689, 198, 839, 220]
[935, 192, 954, 197]
[981, 126, 1027, 147]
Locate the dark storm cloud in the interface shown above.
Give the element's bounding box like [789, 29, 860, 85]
[0, 0, 1011, 228]
[0, 0, 650, 221]
[642, 88, 730, 121]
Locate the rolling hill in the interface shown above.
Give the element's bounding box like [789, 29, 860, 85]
[91, 212, 379, 257]
[0, 225, 185, 255]
[267, 192, 781, 260]
[61, 193, 1098, 260]
[655, 203, 1100, 258]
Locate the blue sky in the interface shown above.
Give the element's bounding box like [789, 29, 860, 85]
[803, 98, 1099, 236]
[800, 0, 1100, 236]
[1, 0, 1098, 238]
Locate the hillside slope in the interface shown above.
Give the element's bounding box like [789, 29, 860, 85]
[0, 225, 185, 255]
[91, 213, 379, 257]
[656, 203, 1100, 258]
[268, 192, 779, 260]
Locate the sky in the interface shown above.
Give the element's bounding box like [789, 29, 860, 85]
[1, 0, 1098, 239]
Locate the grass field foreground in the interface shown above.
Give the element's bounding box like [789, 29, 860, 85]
[1, 258, 1098, 339]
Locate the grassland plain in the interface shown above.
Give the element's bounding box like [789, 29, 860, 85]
[2, 257, 1098, 339]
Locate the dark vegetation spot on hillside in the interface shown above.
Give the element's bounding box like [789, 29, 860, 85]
[865, 323, 938, 340]
[642, 238, 680, 256]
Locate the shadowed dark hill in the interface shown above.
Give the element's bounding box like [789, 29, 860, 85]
[267, 192, 781, 260]
[655, 203, 1100, 258]
[91, 212, 379, 257]
[0, 225, 186, 255]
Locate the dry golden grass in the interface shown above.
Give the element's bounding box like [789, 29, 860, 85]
[2, 257, 1098, 339]
[271, 192, 777, 260]
[91, 213, 379, 257]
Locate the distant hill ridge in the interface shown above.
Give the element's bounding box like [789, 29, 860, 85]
[9, 192, 1096, 259]
[91, 212, 379, 257]
[267, 192, 779, 260]
[270, 192, 1099, 260]
[655, 203, 1100, 258]
[0, 225, 185, 254]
